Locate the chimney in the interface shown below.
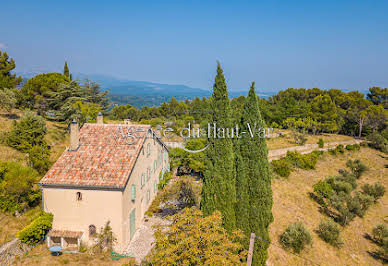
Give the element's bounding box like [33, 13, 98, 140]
[97, 112, 103, 124]
[70, 119, 80, 151]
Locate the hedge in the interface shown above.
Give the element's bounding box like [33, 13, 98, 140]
[17, 212, 53, 245]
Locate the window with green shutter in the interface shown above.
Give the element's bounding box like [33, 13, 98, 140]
[131, 184, 136, 201]
[147, 143, 151, 157]
[146, 190, 150, 203]
[153, 160, 156, 172]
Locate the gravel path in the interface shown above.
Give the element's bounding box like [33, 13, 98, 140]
[268, 139, 361, 161]
[124, 216, 170, 264]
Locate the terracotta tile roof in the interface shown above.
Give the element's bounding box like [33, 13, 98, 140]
[40, 123, 152, 189]
[48, 229, 83, 238]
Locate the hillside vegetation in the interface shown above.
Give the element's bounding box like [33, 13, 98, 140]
[268, 147, 388, 265]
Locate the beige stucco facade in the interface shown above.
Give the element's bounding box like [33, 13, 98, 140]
[42, 131, 170, 250]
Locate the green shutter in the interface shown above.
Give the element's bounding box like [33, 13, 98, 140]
[129, 208, 136, 239]
[131, 184, 136, 201]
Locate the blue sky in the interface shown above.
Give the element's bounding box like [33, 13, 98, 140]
[1, 0, 387, 91]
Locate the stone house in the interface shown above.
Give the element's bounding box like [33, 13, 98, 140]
[39, 114, 170, 250]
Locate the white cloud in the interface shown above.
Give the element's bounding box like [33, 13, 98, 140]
[0, 43, 6, 49]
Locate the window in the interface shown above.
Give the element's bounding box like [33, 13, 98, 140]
[147, 167, 151, 181]
[76, 192, 82, 201]
[89, 225, 96, 237]
[131, 184, 136, 201]
[141, 173, 144, 188]
[146, 190, 150, 203]
[154, 181, 157, 193]
[146, 143, 151, 157]
[153, 160, 157, 172]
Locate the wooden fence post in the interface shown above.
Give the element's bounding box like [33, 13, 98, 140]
[247, 233, 255, 266]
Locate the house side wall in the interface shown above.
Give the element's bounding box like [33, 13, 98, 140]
[42, 187, 123, 247]
[121, 133, 170, 246]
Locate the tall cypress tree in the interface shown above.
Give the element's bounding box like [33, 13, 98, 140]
[63, 61, 70, 78]
[237, 82, 273, 265]
[201, 62, 236, 232]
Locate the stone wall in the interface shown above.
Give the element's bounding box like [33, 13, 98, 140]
[0, 238, 31, 265]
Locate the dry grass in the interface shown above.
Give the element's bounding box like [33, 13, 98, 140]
[268, 147, 388, 266]
[266, 129, 354, 150]
[0, 206, 41, 245]
[13, 244, 136, 266]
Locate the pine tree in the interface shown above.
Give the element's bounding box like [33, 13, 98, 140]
[236, 82, 273, 265]
[201, 62, 236, 231]
[63, 61, 70, 78]
[0, 51, 22, 89]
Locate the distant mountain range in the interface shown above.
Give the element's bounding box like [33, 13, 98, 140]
[19, 72, 269, 108]
[20, 72, 370, 108]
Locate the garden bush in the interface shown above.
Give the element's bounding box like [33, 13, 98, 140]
[317, 219, 342, 247]
[361, 183, 386, 202]
[280, 222, 312, 253]
[271, 159, 292, 178]
[17, 212, 53, 245]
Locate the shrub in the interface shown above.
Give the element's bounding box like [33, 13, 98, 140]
[349, 191, 374, 218]
[158, 171, 172, 189]
[335, 145, 345, 154]
[147, 207, 246, 265]
[313, 181, 333, 199]
[367, 132, 388, 153]
[94, 221, 117, 253]
[318, 138, 324, 148]
[178, 179, 197, 208]
[346, 159, 367, 179]
[17, 212, 53, 245]
[329, 145, 346, 156]
[327, 191, 355, 226]
[337, 170, 357, 189]
[328, 148, 337, 156]
[362, 183, 385, 202]
[372, 224, 388, 245]
[383, 237, 388, 256]
[345, 144, 360, 151]
[280, 222, 312, 253]
[7, 111, 47, 152]
[285, 150, 320, 170]
[0, 161, 41, 213]
[147, 194, 162, 216]
[317, 219, 342, 247]
[271, 159, 292, 178]
[325, 176, 353, 194]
